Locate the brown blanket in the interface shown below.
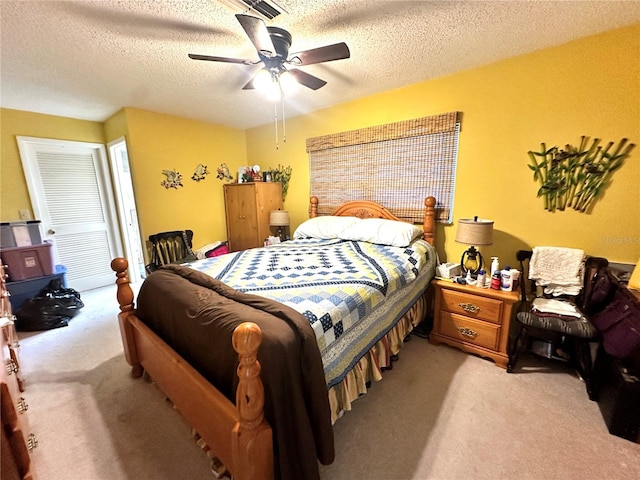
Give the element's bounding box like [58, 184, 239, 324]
[135, 265, 334, 480]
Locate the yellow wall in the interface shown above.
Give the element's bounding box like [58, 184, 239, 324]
[0, 108, 105, 221]
[103, 108, 128, 144]
[118, 108, 247, 255]
[245, 23, 640, 265]
[2, 23, 638, 267]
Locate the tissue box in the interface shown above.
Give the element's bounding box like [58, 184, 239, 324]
[437, 262, 461, 279]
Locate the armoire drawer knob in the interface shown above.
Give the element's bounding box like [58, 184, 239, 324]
[17, 397, 29, 414]
[27, 433, 38, 452]
[5, 359, 18, 375]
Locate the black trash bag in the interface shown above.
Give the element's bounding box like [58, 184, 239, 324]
[15, 278, 84, 331]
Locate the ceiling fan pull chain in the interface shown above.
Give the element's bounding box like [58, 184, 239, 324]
[282, 97, 287, 144]
[274, 101, 279, 150]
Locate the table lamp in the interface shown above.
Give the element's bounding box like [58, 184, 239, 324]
[455, 216, 494, 278]
[269, 210, 290, 242]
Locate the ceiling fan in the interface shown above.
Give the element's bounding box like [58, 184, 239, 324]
[188, 14, 350, 92]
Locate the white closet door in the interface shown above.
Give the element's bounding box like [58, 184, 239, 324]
[17, 136, 123, 291]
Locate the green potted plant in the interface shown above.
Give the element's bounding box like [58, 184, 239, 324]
[270, 164, 292, 201]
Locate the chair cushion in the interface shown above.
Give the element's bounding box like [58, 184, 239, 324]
[517, 311, 598, 338]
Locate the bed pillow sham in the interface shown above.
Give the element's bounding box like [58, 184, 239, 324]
[340, 218, 424, 247]
[293, 215, 362, 239]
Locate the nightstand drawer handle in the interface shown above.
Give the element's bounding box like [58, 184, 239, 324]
[457, 302, 480, 314]
[457, 326, 478, 339]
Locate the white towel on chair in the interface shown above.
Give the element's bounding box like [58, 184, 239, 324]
[529, 246, 585, 296]
[532, 298, 582, 318]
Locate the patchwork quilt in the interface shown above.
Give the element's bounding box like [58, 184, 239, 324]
[188, 237, 435, 386]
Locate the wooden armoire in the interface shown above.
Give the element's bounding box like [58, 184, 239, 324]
[223, 182, 283, 252]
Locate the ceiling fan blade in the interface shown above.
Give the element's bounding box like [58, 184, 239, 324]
[235, 14, 276, 57]
[288, 69, 327, 90]
[188, 53, 252, 65]
[242, 77, 256, 90]
[288, 42, 350, 66]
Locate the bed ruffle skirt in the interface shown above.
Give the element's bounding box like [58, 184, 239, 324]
[327, 290, 427, 424]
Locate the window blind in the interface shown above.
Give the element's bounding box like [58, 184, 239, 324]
[306, 111, 460, 223]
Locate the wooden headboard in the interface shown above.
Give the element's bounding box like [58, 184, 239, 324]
[309, 196, 436, 246]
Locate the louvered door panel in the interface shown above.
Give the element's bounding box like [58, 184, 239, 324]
[37, 152, 106, 225]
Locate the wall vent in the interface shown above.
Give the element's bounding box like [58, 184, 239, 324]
[218, 0, 287, 21]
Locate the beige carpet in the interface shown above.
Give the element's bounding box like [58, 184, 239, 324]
[17, 283, 640, 480]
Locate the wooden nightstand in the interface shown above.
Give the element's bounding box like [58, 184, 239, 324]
[429, 279, 520, 368]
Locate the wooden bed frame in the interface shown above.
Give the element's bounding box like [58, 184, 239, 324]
[111, 196, 436, 480]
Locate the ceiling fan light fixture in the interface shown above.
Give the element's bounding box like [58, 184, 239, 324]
[262, 72, 282, 102]
[264, 82, 282, 101]
[254, 68, 291, 101]
[253, 68, 273, 91]
[279, 70, 297, 94]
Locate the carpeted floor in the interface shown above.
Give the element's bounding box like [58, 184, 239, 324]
[17, 283, 640, 480]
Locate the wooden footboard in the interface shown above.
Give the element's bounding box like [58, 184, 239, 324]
[111, 258, 273, 480]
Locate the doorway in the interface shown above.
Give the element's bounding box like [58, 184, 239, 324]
[107, 137, 144, 283]
[17, 136, 123, 291]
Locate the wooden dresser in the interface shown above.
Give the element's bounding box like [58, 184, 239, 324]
[224, 182, 283, 252]
[429, 279, 520, 368]
[1, 264, 37, 479]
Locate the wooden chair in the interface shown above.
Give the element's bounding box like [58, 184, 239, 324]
[146, 230, 195, 273]
[507, 250, 609, 400]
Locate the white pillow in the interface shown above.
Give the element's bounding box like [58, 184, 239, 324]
[293, 215, 362, 239]
[340, 218, 424, 247]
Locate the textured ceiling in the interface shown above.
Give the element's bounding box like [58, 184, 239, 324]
[1, 1, 639, 130]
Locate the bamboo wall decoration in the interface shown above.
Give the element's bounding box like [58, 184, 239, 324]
[527, 136, 635, 213]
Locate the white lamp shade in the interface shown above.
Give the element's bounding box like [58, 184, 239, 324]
[455, 217, 494, 245]
[270, 210, 290, 227]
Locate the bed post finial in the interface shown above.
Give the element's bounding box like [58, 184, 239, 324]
[423, 196, 436, 246]
[310, 196, 319, 218]
[232, 322, 265, 429]
[111, 257, 142, 377]
[111, 257, 134, 312]
[232, 322, 273, 480]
